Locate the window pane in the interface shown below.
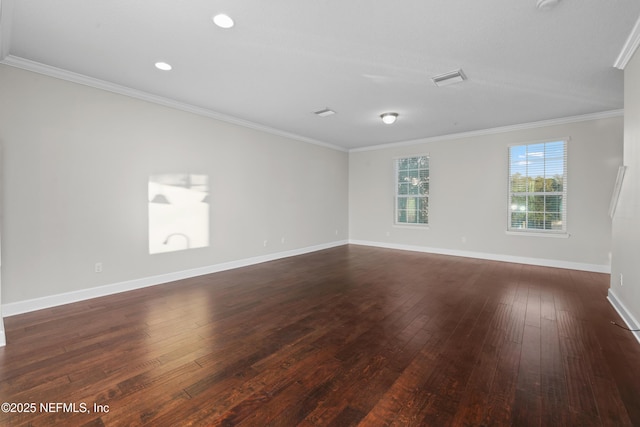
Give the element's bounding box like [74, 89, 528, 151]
[545, 195, 562, 213]
[418, 207, 428, 223]
[545, 213, 562, 230]
[510, 195, 526, 212]
[545, 159, 564, 179]
[418, 197, 428, 223]
[511, 212, 526, 228]
[529, 195, 544, 212]
[527, 216, 544, 229]
[511, 173, 526, 192]
[550, 175, 563, 192]
[417, 197, 424, 212]
[528, 159, 544, 178]
[408, 198, 418, 223]
[528, 143, 546, 160]
[419, 179, 429, 195]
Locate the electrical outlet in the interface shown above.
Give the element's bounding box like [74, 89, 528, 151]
[263, 240, 268, 247]
[95, 262, 103, 273]
[281, 237, 285, 244]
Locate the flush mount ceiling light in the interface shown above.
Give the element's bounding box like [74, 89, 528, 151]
[314, 108, 336, 117]
[213, 13, 234, 29]
[536, 0, 561, 10]
[431, 69, 466, 87]
[380, 112, 398, 124]
[154, 61, 172, 71]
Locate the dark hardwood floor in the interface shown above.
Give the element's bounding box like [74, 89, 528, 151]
[1, 245, 639, 426]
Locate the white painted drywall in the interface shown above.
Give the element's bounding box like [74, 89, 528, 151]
[0, 64, 348, 304]
[349, 116, 623, 271]
[610, 48, 640, 326]
[0, 142, 5, 345]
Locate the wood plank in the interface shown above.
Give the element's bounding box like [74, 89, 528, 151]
[0, 246, 638, 426]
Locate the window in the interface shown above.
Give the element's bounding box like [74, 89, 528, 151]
[508, 140, 567, 233]
[395, 155, 429, 225]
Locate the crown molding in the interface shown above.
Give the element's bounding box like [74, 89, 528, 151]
[614, 16, 640, 70]
[0, 55, 624, 154]
[0, 55, 347, 152]
[350, 109, 623, 152]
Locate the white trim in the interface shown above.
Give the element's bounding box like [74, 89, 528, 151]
[505, 231, 569, 238]
[0, 55, 346, 153]
[350, 110, 623, 153]
[607, 288, 640, 345]
[392, 224, 430, 230]
[0, 57, 623, 155]
[1, 240, 348, 317]
[614, 16, 640, 70]
[349, 239, 610, 273]
[0, 329, 5, 347]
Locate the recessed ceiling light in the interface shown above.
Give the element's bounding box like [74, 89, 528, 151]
[314, 108, 336, 117]
[380, 112, 398, 125]
[155, 62, 172, 71]
[213, 13, 234, 29]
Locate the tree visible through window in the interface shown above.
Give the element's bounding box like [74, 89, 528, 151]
[508, 140, 567, 233]
[395, 155, 429, 225]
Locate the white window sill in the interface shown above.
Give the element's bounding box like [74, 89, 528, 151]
[505, 230, 569, 238]
[393, 224, 430, 230]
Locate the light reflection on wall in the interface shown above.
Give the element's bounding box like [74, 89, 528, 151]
[148, 174, 209, 254]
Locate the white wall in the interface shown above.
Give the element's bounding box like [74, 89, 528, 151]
[0, 143, 4, 345]
[349, 116, 623, 272]
[0, 64, 348, 306]
[0, 60, 627, 320]
[610, 48, 640, 334]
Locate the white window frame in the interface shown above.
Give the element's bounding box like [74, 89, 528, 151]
[507, 138, 568, 236]
[394, 155, 429, 226]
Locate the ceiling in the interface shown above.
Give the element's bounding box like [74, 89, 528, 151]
[1, 0, 639, 150]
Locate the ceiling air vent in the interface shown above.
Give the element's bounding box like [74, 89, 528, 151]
[431, 69, 467, 87]
[314, 108, 336, 117]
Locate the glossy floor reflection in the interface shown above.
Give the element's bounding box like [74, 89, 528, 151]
[1, 245, 638, 426]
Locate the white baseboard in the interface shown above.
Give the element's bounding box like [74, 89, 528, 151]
[1, 239, 611, 320]
[0, 329, 5, 347]
[608, 288, 640, 345]
[2, 240, 348, 318]
[348, 240, 611, 273]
